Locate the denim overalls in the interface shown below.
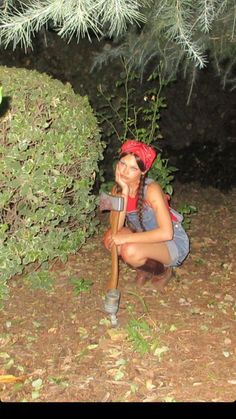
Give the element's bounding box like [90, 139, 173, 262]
[125, 179, 190, 267]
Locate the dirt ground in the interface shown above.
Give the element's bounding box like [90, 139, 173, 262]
[0, 182, 235, 403]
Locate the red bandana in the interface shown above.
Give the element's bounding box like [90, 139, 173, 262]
[120, 139, 156, 170]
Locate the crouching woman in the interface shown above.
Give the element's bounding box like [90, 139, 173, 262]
[103, 139, 189, 287]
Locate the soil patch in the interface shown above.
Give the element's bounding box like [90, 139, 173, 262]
[0, 183, 235, 402]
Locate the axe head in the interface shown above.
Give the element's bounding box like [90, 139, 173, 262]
[99, 192, 124, 212]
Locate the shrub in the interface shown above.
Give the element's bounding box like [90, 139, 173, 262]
[0, 66, 104, 305]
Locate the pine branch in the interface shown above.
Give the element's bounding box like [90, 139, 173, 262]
[0, 0, 66, 50]
[231, 2, 236, 40]
[198, 0, 216, 33]
[0, 0, 15, 13]
[57, 0, 102, 42]
[166, 0, 207, 69]
[0, 0, 235, 91]
[97, 0, 147, 37]
[0, 0, 148, 49]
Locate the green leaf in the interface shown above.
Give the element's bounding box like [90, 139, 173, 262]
[32, 378, 43, 389]
[0, 85, 3, 104]
[70, 278, 93, 295]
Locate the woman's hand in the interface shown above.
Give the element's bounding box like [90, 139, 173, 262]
[115, 163, 129, 194]
[104, 227, 133, 250]
[104, 231, 127, 249]
[111, 232, 129, 246]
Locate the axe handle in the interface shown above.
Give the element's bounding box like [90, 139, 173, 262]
[106, 210, 120, 290]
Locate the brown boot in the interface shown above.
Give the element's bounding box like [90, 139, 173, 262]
[135, 259, 166, 287]
[137, 259, 166, 275]
[151, 267, 173, 289]
[135, 270, 152, 287]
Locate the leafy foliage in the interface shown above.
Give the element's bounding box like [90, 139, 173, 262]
[0, 66, 104, 306]
[177, 203, 197, 230]
[97, 59, 176, 193]
[0, 83, 3, 104]
[126, 318, 151, 355]
[126, 316, 169, 360]
[70, 278, 93, 295]
[149, 154, 177, 196]
[24, 270, 54, 291]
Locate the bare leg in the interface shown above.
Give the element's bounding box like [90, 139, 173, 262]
[103, 229, 173, 288]
[120, 242, 172, 267]
[120, 242, 173, 288]
[103, 228, 171, 265]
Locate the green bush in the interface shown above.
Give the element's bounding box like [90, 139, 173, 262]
[0, 66, 104, 304]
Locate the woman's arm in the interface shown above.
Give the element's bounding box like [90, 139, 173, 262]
[112, 182, 173, 245]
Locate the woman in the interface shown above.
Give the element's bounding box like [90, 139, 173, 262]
[103, 139, 189, 287]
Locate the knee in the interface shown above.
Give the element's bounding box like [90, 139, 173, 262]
[120, 243, 138, 264]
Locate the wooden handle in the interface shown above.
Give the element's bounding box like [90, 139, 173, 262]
[106, 210, 119, 291]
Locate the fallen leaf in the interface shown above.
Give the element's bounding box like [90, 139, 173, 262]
[32, 378, 43, 389]
[162, 396, 176, 402]
[106, 368, 124, 380]
[0, 374, 28, 384]
[153, 346, 169, 360]
[115, 358, 126, 367]
[31, 390, 40, 400]
[87, 344, 98, 350]
[169, 324, 177, 332]
[47, 327, 57, 334]
[143, 394, 158, 402]
[101, 392, 110, 402]
[146, 379, 156, 391]
[99, 318, 111, 326]
[224, 294, 234, 302]
[108, 348, 123, 358]
[0, 352, 10, 359]
[107, 329, 128, 341]
[114, 370, 125, 381]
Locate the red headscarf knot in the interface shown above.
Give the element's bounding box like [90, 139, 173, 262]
[120, 139, 156, 170]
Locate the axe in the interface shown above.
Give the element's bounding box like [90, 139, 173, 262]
[99, 191, 124, 326]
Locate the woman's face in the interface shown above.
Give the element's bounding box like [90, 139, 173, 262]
[117, 154, 144, 184]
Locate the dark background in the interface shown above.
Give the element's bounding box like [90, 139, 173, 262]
[1, 30, 235, 191]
